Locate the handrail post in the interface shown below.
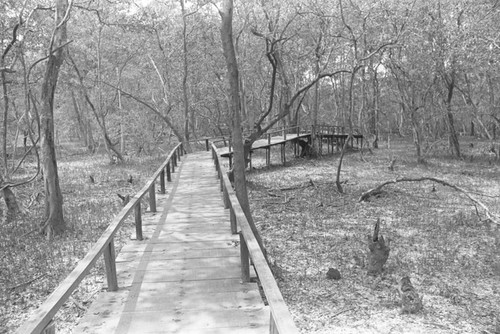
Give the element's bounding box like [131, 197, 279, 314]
[230, 207, 237, 234]
[103, 239, 118, 291]
[160, 170, 166, 194]
[205, 139, 209, 151]
[223, 185, 229, 209]
[270, 313, 278, 334]
[239, 233, 250, 282]
[281, 143, 286, 165]
[41, 320, 55, 334]
[166, 162, 172, 182]
[173, 152, 177, 167]
[149, 183, 156, 212]
[219, 171, 224, 192]
[135, 202, 143, 241]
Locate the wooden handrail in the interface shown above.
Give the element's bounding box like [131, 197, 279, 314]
[211, 143, 299, 334]
[16, 143, 184, 334]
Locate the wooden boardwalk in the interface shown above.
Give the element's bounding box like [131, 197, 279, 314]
[73, 152, 268, 334]
[219, 133, 310, 158]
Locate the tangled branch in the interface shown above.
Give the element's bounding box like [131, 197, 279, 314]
[359, 176, 500, 225]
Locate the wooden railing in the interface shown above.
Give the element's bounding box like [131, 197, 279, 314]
[313, 124, 345, 134]
[213, 126, 304, 151]
[211, 143, 300, 334]
[264, 126, 301, 144]
[16, 143, 185, 334]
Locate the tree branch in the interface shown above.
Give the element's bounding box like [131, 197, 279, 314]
[359, 177, 500, 224]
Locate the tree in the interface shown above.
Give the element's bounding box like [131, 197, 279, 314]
[334, 0, 403, 192]
[219, 0, 265, 253]
[0, 3, 23, 217]
[40, 0, 72, 237]
[179, 0, 193, 152]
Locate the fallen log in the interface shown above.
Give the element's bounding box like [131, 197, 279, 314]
[359, 176, 500, 225]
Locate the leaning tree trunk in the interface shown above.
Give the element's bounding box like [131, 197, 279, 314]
[40, 0, 69, 237]
[179, 0, 192, 153]
[219, 0, 265, 255]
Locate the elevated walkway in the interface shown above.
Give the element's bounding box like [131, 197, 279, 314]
[73, 152, 268, 334]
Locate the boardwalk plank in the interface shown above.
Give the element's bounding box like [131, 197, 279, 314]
[125, 307, 269, 333]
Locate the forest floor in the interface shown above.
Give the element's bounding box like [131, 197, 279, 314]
[0, 144, 168, 334]
[246, 136, 500, 334]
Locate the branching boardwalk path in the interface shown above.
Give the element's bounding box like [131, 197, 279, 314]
[73, 152, 269, 334]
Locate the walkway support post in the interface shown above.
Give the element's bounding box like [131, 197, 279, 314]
[135, 202, 143, 241]
[223, 185, 229, 209]
[41, 321, 55, 334]
[240, 232, 250, 282]
[160, 170, 166, 194]
[166, 162, 172, 182]
[149, 183, 156, 212]
[230, 207, 237, 234]
[103, 239, 118, 291]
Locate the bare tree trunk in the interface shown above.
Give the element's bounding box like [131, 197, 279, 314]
[116, 68, 125, 154]
[71, 91, 88, 147]
[370, 64, 380, 148]
[311, 32, 321, 153]
[336, 69, 357, 193]
[219, 0, 265, 254]
[410, 109, 424, 163]
[1, 69, 8, 175]
[1, 53, 20, 216]
[445, 80, 460, 157]
[40, 0, 70, 237]
[179, 0, 192, 152]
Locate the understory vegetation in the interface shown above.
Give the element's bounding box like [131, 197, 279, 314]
[0, 145, 165, 334]
[247, 137, 500, 334]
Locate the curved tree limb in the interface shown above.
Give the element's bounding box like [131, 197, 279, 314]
[359, 176, 500, 224]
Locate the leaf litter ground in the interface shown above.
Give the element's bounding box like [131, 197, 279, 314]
[247, 137, 500, 334]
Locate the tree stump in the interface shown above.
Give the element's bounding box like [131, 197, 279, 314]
[294, 139, 314, 157]
[367, 218, 390, 275]
[398, 276, 423, 313]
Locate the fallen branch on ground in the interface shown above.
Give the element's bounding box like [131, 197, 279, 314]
[9, 273, 46, 290]
[280, 179, 315, 191]
[359, 176, 500, 225]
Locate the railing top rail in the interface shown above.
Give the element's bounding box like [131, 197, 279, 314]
[265, 125, 300, 136]
[211, 143, 299, 334]
[17, 143, 183, 334]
